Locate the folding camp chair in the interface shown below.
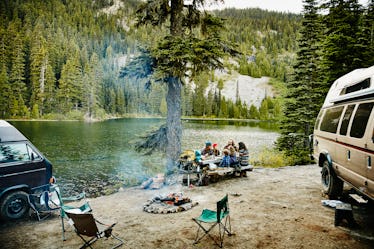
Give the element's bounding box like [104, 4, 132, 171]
[65, 210, 124, 249]
[28, 190, 61, 221]
[51, 185, 92, 241]
[192, 194, 232, 248]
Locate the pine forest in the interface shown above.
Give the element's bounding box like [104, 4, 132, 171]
[0, 0, 300, 120]
[1, 0, 373, 163]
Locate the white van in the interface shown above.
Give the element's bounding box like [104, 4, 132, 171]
[313, 65, 374, 200]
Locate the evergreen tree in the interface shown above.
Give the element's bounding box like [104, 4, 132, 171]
[121, 0, 238, 172]
[58, 53, 83, 113]
[43, 63, 56, 114]
[83, 52, 101, 118]
[358, 0, 374, 67]
[320, 0, 364, 86]
[276, 0, 322, 164]
[29, 33, 48, 116]
[259, 98, 269, 120]
[219, 96, 228, 117]
[0, 64, 11, 118]
[9, 33, 27, 115]
[249, 104, 260, 119]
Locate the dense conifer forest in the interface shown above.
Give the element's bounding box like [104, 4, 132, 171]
[1, 0, 373, 164]
[0, 0, 300, 120]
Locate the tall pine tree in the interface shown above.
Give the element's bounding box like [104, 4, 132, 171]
[120, 0, 238, 173]
[320, 0, 364, 87]
[276, 0, 323, 164]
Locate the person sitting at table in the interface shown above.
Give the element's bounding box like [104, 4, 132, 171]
[224, 138, 238, 151]
[212, 143, 220, 156]
[229, 146, 239, 167]
[219, 149, 230, 167]
[238, 142, 249, 166]
[194, 150, 202, 165]
[201, 141, 214, 157]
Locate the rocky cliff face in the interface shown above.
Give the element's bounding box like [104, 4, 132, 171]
[208, 71, 275, 108]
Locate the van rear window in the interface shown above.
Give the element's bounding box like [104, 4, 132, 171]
[350, 102, 374, 138]
[320, 106, 344, 133]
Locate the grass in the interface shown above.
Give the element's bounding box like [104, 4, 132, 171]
[251, 147, 291, 168]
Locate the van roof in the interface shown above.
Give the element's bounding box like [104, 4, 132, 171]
[323, 65, 374, 108]
[0, 120, 28, 142]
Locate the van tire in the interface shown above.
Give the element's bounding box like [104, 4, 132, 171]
[0, 191, 30, 220]
[321, 161, 343, 199]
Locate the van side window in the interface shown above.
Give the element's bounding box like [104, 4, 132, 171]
[320, 106, 344, 133]
[350, 102, 374, 138]
[339, 105, 355, 135]
[315, 111, 323, 130]
[26, 144, 41, 161]
[0, 143, 39, 163]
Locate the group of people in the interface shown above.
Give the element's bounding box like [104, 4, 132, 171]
[197, 139, 249, 168]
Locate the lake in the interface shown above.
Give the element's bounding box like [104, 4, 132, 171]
[10, 119, 279, 197]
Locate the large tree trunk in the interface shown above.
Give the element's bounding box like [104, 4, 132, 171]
[170, 0, 183, 36]
[166, 76, 182, 173]
[165, 0, 183, 174]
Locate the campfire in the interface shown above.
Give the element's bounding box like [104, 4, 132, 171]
[143, 192, 198, 214]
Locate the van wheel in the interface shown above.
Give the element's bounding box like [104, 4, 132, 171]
[321, 161, 343, 199]
[0, 191, 29, 220]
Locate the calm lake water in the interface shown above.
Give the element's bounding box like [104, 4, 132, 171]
[10, 119, 279, 197]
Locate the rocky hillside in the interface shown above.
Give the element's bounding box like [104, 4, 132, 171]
[208, 71, 274, 108]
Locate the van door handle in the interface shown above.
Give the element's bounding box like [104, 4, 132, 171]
[347, 150, 351, 160]
[368, 156, 372, 168]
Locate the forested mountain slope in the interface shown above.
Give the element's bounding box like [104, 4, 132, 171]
[0, 0, 300, 120]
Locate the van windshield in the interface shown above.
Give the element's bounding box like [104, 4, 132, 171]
[0, 143, 41, 163]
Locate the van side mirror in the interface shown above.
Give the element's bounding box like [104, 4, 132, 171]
[31, 153, 35, 161]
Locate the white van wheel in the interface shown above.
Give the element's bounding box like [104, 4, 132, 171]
[321, 161, 343, 199]
[0, 191, 30, 220]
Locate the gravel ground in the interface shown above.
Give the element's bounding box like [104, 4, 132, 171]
[0, 165, 373, 249]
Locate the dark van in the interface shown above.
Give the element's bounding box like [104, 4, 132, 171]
[0, 120, 54, 220]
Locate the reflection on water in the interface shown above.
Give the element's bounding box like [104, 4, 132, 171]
[10, 119, 279, 197]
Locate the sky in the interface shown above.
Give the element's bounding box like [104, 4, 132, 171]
[205, 0, 369, 14]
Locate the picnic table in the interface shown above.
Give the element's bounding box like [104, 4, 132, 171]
[178, 155, 253, 186]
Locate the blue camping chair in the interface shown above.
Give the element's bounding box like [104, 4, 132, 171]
[28, 189, 61, 221]
[28, 184, 92, 240]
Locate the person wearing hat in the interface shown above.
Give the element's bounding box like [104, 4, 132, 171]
[213, 143, 220, 156]
[219, 149, 230, 167]
[201, 141, 214, 157]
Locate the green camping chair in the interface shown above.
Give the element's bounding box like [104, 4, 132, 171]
[192, 194, 232, 248]
[64, 210, 123, 249]
[48, 185, 92, 241]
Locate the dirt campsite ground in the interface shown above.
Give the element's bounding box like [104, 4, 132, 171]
[0, 165, 373, 249]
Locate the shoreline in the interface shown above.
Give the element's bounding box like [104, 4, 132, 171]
[5, 116, 276, 123]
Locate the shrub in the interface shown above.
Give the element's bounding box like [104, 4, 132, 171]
[251, 147, 290, 168]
